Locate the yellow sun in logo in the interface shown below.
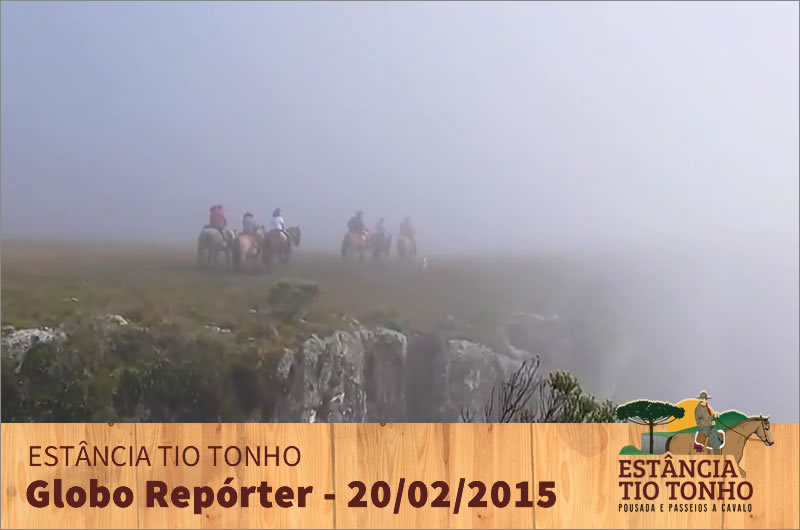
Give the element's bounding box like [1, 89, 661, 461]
[668, 399, 715, 432]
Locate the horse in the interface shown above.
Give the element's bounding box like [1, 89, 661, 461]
[232, 226, 267, 272]
[262, 226, 301, 267]
[665, 415, 774, 478]
[341, 231, 370, 262]
[197, 227, 236, 268]
[370, 232, 392, 260]
[397, 234, 417, 260]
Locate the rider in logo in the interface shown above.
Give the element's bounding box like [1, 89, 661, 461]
[695, 391, 722, 454]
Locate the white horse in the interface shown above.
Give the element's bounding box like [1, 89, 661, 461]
[197, 227, 236, 268]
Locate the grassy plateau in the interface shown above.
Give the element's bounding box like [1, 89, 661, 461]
[1, 239, 622, 422]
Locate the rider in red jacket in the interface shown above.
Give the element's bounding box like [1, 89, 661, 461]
[209, 204, 227, 232]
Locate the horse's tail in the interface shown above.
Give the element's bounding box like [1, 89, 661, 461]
[197, 234, 205, 266]
[664, 435, 672, 453]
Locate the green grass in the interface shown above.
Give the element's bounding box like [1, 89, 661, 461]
[620, 445, 650, 455]
[669, 410, 749, 435]
[1, 240, 616, 355]
[2, 240, 628, 422]
[619, 411, 751, 454]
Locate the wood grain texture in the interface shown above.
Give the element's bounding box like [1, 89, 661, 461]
[134, 423, 333, 529]
[332, 423, 534, 529]
[720, 424, 799, 529]
[1, 423, 138, 529]
[1, 423, 797, 529]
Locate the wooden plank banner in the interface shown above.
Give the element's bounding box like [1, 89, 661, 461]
[1, 423, 797, 529]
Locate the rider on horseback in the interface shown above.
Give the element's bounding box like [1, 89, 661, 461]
[348, 211, 366, 236]
[271, 208, 290, 238]
[242, 212, 256, 235]
[399, 216, 417, 255]
[694, 391, 722, 454]
[208, 204, 228, 235]
[271, 208, 285, 230]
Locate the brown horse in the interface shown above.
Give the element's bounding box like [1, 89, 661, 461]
[262, 226, 301, 267]
[341, 231, 369, 262]
[370, 232, 392, 260]
[396, 234, 417, 260]
[665, 415, 774, 478]
[232, 226, 267, 272]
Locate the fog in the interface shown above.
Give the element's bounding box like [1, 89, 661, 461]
[2, 2, 798, 418]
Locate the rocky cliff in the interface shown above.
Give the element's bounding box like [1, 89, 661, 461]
[2, 313, 560, 422]
[273, 327, 525, 422]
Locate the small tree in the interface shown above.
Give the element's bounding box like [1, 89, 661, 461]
[460, 360, 617, 423]
[616, 400, 685, 454]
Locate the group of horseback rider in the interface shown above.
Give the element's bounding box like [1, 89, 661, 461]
[201, 204, 300, 269]
[347, 210, 417, 255]
[206, 204, 289, 240]
[205, 205, 416, 255]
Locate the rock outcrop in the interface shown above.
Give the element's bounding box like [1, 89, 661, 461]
[274, 327, 524, 422]
[2, 312, 566, 423]
[1, 326, 66, 366]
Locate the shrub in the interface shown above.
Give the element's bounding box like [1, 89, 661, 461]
[461, 359, 616, 423]
[1, 319, 283, 422]
[266, 280, 320, 321]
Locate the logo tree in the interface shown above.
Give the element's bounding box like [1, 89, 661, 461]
[616, 400, 685, 454]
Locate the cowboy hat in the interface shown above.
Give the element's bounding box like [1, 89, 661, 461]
[697, 391, 711, 400]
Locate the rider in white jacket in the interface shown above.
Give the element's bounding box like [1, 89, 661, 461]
[271, 208, 286, 231]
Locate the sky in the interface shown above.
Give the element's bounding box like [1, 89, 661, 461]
[1, 2, 798, 419]
[1, 1, 798, 251]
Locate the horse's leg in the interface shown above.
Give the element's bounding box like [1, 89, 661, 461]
[250, 256, 258, 274]
[732, 444, 746, 478]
